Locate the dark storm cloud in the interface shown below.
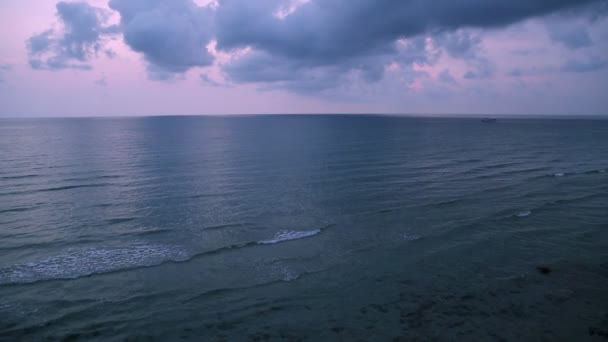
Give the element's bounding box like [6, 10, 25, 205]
[221, 36, 437, 93]
[434, 31, 482, 59]
[28, 0, 608, 89]
[213, 0, 605, 88]
[547, 22, 593, 49]
[26, 2, 116, 70]
[222, 51, 369, 93]
[108, 0, 215, 78]
[215, 0, 604, 61]
[561, 55, 608, 72]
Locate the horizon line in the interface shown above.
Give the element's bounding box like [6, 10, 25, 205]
[1, 113, 608, 120]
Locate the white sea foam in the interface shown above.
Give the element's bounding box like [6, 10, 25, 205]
[274, 264, 300, 281]
[402, 233, 421, 241]
[281, 270, 300, 282]
[516, 210, 532, 217]
[554, 173, 565, 177]
[258, 229, 321, 245]
[0, 244, 188, 285]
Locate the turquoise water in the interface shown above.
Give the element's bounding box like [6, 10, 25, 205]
[1, 116, 607, 341]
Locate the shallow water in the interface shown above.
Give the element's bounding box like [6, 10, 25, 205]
[1, 116, 607, 341]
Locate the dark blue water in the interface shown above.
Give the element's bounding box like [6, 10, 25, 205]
[1, 116, 607, 341]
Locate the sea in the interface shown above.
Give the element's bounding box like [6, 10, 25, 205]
[1, 115, 607, 341]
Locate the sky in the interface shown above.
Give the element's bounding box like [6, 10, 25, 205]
[0, 0, 607, 117]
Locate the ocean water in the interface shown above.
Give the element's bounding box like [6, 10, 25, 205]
[1, 115, 607, 341]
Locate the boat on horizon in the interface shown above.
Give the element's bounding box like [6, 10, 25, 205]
[481, 118, 497, 123]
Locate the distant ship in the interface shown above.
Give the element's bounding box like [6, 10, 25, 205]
[481, 118, 497, 123]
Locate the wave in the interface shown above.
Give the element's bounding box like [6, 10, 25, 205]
[118, 228, 173, 238]
[202, 222, 251, 231]
[0, 174, 39, 181]
[62, 175, 122, 183]
[497, 166, 550, 176]
[516, 210, 532, 218]
[447, 166, 552, 183]
[547, 168, 607, 178]
[257, 230, 322, 245]
[0, 206, 38, 215]
[0, 244, 189, 286]
[539, 192, 607, 208]
[585, 169, 607, 175]
[105, 217, 138, 225]
[0, 227, 328, 286]
[0, 183, 112, 197]
[38, 183, 112, 193]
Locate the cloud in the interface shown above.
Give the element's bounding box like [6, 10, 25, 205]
[108, 0, 215, 78]
[200, 72, 230, 87]
[436, 30, 482, 59]
[438, 69, 457, 84]
[95, 74, 108, 86]
[508, 69, 525, 77]
[510, 48, 548, 56]
[464, 58, 495, 80]
[105, 49, 117, 58]
[222, 51, 361, 93]
[436, 30, 493, 81]
[0, 64, 11, 83]
[214, 0, 602, 90]
[26, 0, 608, 92]
[26, 2, 116, 71]
[215, 0, 603, 59]
[507, 66, 556, 77]
[221, 36, 438, 94]
[546, 22, 593, 49]
[561, 55, 608, 72]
